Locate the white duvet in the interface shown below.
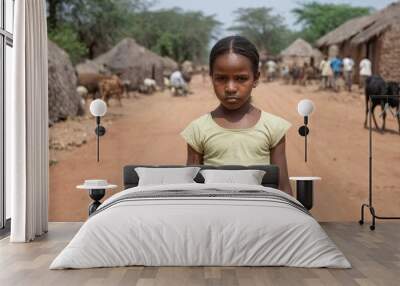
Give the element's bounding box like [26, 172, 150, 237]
[50, 183, 351, 269]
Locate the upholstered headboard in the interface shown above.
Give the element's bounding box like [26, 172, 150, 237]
[123, 165, 280, 189]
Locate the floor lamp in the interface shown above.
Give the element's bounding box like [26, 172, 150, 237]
[359, 94, 400, 230]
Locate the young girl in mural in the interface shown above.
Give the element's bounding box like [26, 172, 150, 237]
[180, 36, 293, 195]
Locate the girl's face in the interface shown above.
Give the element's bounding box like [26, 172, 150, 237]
[211, 52, 260, 110]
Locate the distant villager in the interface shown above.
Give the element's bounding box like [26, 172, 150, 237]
[343, 55, 355, 92]
[359, 57, 372, 90]
[170, 70, 188, 96]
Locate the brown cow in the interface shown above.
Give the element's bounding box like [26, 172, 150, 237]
[98, 75, 124, 107]
[77, 73, 105, 100]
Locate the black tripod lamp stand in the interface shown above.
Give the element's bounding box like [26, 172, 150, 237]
[359, 94, 400, 230]
[297, 99, 315, 162]
[89, 99, 107, 162]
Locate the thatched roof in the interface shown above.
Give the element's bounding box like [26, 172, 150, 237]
[161, 56, 178, 76]
[316, 16, 375, 48]
[48, 40, 82, 125]
[351, 2, 400, 45]
[75, 59, 109, 75]
[316, 2, 400, 47]
[94, 38, 165, 89]
[280, 38, 315, 57]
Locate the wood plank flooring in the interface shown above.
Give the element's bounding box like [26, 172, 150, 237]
[0, 222, 399, 286]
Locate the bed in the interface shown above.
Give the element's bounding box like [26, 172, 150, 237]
[50, 165, 351, 269]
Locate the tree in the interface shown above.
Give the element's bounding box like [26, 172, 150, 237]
[46, 0, 152, 60]
[228, 7, 293, 55]
[128, 8, 221, 63]
[46, 1, 219, 64]
[48, 24, 88, 64]
[292, 2, 372, 43]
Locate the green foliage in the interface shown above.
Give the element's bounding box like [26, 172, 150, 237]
[47, 0, 151, 59]
[228, 7, 293, 55]
[128, 8, 221, 63]
[46, 1, 220, 63]
[292, 2, 372, 43]
[48, 25, 87, 64]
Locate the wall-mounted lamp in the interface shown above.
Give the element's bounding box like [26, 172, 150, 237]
[297, 99, 315, 162]
[89, 99, 107, 162]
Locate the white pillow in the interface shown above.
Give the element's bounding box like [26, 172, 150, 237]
[135, 167, 201, 186]
[200, 169, 266, 185]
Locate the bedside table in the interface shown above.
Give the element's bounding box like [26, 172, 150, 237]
[77, 180, 117, 215]
[289, 177, 321, 210]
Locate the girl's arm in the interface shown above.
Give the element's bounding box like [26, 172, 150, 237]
[186, 144, 203, 165]
[270, 136, 293, 196]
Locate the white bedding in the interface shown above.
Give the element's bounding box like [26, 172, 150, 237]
[50, 183, 351, 269]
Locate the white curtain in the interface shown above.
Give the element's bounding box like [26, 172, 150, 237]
[8, 0, 49, 242]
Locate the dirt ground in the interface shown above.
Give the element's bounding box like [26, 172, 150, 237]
[49, 75, 400, 222]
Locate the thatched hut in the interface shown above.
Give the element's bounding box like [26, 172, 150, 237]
[316, 2, 400, 82]
[161, 57, 178, 77]
[280, 38, 322, 67]
[48, 40, 83, 125]
[94, 38, 165, 90]
[75, 59, 109, 75]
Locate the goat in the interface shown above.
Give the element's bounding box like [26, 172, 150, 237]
[364, 75, 400, 133]
[144, 78, 157, 93]
[76, 85, 88, 99]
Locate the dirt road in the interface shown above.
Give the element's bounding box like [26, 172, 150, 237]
[49, 75, 400, 222]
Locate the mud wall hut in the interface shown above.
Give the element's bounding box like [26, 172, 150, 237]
[316, 2, 400, 83]
[48, 40, 83, 125]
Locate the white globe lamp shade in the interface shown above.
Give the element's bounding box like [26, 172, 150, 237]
[90, 99, 107, 117]
[297, 99, 314, 117]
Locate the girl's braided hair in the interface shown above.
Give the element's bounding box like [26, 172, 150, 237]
[209, 35, 259, 76]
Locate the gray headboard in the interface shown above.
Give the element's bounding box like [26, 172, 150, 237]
[123, 165, 280, 189]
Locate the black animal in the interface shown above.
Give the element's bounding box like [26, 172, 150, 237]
[364, 75, 400, 133]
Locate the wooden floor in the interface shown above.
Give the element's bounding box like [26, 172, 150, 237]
[0, 222, 399, 286]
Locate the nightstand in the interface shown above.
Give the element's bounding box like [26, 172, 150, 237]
[77, 180, 117, 215]
[289, 177, 321, 210]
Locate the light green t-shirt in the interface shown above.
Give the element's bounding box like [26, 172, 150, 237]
[180, 111, 292, 166]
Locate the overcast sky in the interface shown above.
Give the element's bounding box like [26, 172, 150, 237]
[153, 0, 396, 34]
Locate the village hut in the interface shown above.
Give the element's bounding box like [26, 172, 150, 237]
[94, 38, 165, 90]
[48, 40, 83, 125]
[161, 56, 178, 77]
[280, 38, 322, 67]
[316, 2, 400, 82]
[75, 59, 110, 76]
